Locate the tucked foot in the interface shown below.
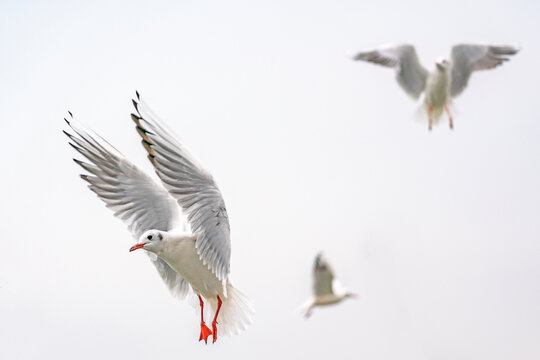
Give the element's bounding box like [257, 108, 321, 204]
[212, 321, 218, 343]
[428, 105, 433, 131]
[445, 105, 453, 130]
[199, 322, 213, 344]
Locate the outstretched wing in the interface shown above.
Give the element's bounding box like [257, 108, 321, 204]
[353, 43, 428, 99]
[313, 253, 335, 297]
[450, 44, 519, 97]
[131, 93, 231, 286]
[63, 114, 190, 299]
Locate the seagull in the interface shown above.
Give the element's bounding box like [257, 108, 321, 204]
[353, 43, 519, 130]
[63, 92, 253, 343]
[300, 253, 357, 318]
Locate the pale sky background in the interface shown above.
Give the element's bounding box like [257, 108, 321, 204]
[1, 0, 539, 359]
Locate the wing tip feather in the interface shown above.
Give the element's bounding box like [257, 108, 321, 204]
[132, 99, 140, 114]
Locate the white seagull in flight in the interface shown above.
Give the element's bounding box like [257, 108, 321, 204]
[300, 253, 357, 318]
[353, 43, 519, 130]
[64, 92, 253, 343]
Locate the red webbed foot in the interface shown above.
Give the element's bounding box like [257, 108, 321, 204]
[199, 322, 213, 344]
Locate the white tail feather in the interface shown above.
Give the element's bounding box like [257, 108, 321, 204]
[203, 283, 254, 337]
[187, 283, 254, 337]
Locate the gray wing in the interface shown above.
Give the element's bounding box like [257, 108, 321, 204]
[131, 92, 231, 285]
[353, 43, 428, 99]
[313, 253, 335, 296]
[63, 114, 190, 299]
[450, 44, 519, 97]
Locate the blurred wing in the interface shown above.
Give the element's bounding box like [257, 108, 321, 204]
[450, 44, 519, 97]
[353, 43, 428, 99]
[64, 115, 190, 299]
[313, 253, 335, 296]
[131, 93, 231, 285]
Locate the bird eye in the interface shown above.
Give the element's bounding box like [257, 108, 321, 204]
[147, 235, 153, 240]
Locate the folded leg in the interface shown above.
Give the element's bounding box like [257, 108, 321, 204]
[211, 295, 223, 343]
[198, 295, 213, 344]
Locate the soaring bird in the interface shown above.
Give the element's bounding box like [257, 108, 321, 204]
[353, 43, 519, 130]
[300, 253, 356, 318]
[63, 92, 253, 343]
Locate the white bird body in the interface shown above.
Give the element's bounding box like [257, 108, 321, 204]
[152, 232, 224, 297]
[139, 229, 252, 338]
[353, 43, 519, 130]
[64, 92, 253, 343]
[300, 253, 356, 318]
[424, 64, 451, 121]
[311, 293, 348, 306]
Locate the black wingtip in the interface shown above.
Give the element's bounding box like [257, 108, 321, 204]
[64, 117, 70, 125]
[147, 154, 156, 166]
[137, 125, 148, 133]
[132, 99, 139, 112]
[68, 111, 73, 118]
[136, 124, 154, 136]
[135, 90, 140, 99]
[142, 139, 153, 147]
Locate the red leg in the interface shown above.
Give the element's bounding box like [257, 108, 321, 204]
[428, 105, 433, 131]
[445, 105, 453, 129]
[304, 306, 314, 319]
[198, 295, 213, 344]
[211, 295, 223, 343]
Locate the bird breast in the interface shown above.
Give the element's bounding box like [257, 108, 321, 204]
[157, 235, 225, 297]
[424, 69, 450, 107]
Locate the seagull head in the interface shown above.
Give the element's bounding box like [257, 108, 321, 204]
[129, 230, 164, 253]
[435, 58, 449, 71]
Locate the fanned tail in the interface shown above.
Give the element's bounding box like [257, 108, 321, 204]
[206, 283, 254, 337]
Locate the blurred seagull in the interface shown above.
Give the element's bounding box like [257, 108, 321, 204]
[353, 43, 519, 130]
[300, 253, 357, 318]
[63, 92, 253, 343]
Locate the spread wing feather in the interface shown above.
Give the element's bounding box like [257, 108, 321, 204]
[313, 253, 335, 297]
[450, 44, 519, 97]
[64, 114, 190, 299]
[130, 93, 231, 287]
[353, 43, 428, 99]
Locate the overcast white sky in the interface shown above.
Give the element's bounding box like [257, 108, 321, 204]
[1, 0, 539, 359]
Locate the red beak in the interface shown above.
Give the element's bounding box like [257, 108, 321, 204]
[129, 243, 145, 252]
